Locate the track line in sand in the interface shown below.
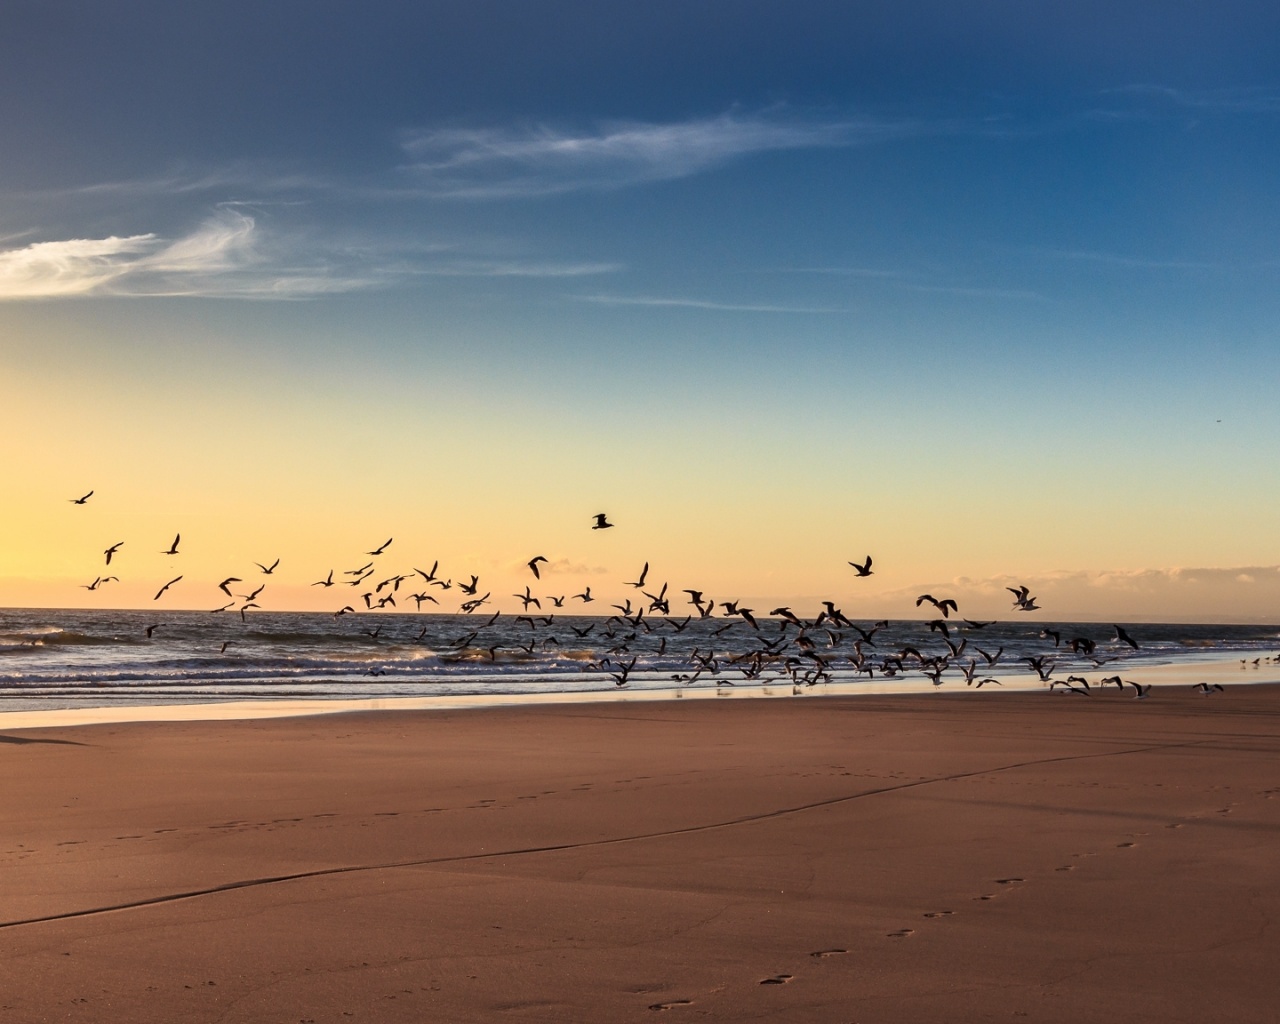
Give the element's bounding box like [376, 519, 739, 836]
[0, 738, 1206, 932]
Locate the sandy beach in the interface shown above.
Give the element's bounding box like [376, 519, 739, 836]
[3, 687, 1278, 1022]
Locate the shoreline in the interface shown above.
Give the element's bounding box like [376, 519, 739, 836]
[1, 649, 1274, 731]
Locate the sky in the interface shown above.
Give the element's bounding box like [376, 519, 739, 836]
[2, 1, 1279, 622]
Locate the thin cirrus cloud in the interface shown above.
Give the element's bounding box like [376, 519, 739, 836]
[0, 209, 380, 300]
[0, 209, 620, 300]
[575, 293, 847, 314]
[398, 110, 922, 198]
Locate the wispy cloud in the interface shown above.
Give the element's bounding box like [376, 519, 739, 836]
[1028, 247, 1219, 270]
[575, 293, 846, 314]
[0, 202, 625, 300]
[1102, 84, 1280, 114]
[0, 209, 389, 299]
[416, 260, 622, 278]
[399, 110, 923, 198]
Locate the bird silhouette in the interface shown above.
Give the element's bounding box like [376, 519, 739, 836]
[255, 558, 280, 574]
[153, 576, 182, 601]
[1114, 625, 1140, 650]
[368, 538, 393, 555]
[591, 513, 614, 530]
[162, 533, 180, 556]
[70, 490, 94, 505]
[848, 555, 873, 577]
[528, 556, 548, 579]
[104, 542, 123, 565]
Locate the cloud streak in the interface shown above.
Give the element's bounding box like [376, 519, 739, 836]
[0, 210, 620, 300]
[0, 209, 386, 299]
[399, 110, 922, 198]
[575, 293, 846, 314]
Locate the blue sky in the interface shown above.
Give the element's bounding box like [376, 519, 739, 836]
[2, 2, 1279, 618]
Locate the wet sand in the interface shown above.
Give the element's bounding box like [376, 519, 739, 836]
[2, 686, 1278, 1022]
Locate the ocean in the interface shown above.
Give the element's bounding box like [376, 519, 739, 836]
[2, 607, 1276, 712]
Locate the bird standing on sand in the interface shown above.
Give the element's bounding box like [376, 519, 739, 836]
[592, 513, 614, 530]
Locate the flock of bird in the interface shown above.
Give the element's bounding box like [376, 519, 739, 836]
[63, 490, 1236, 700]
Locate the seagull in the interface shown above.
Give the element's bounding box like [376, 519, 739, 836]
[70, 490, 94, 505]
[368, 538, 393, 555]
[104, 542, 123, 565]
[917, 594, 958, 618]
[144, 623, 165, 638]
[218, 577, 241, 597]
[153, 576, 182, 601]
[312, 570, 335, 587]
[527, 556, 548, 579]
[255, 558, 280, 575]
[848, 555, 873, 577]
[626, 562, 650, 588]
[81, 577, 102, 591]
[1114, 625, 1140, 650]
[573, 586, 594, 603]
[162, 533, 180, 556]
[591, 513, 614, 530]
[1193, 682, 1225, 695]
[514, 586, 541, 610]
[1129, 680, 1152, 700]
[1008, 585, 1040, 611]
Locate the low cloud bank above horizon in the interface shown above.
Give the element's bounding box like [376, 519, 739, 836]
[878, 566, 1280, 623]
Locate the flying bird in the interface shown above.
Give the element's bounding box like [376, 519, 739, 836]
[255, 558, 280, 575]
[218, 577, 241, 597]
[368, 538, 393, 555]
[104, 542, 123, 565]
[153, 576, 182, 601]
[312, 570, 335, 587]
[527, 556, 548, 579]
[1114, 625, 1140, 650]
[70, 490, 94, 505]
[626, 562, 649, 588]
[848, 556, 873, 577]
[162, 533, 180, 556]
[591, 513, 614, 530]
[916, 594, 958, 618]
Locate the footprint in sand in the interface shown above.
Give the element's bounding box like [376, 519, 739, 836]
[760, 974, 793, 985]
[923, 910, 953, 918]
[1117, 842, 1136, 848]
[1055, 865, 1075, 872]
[648, 999, 693, 1011]
[810, 949, 848, 958]
[995, 878, 1025, 885]
[887, 928, 915, 938]
[1166, 823, 1184, 829]
[973, 894, 995, 901]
